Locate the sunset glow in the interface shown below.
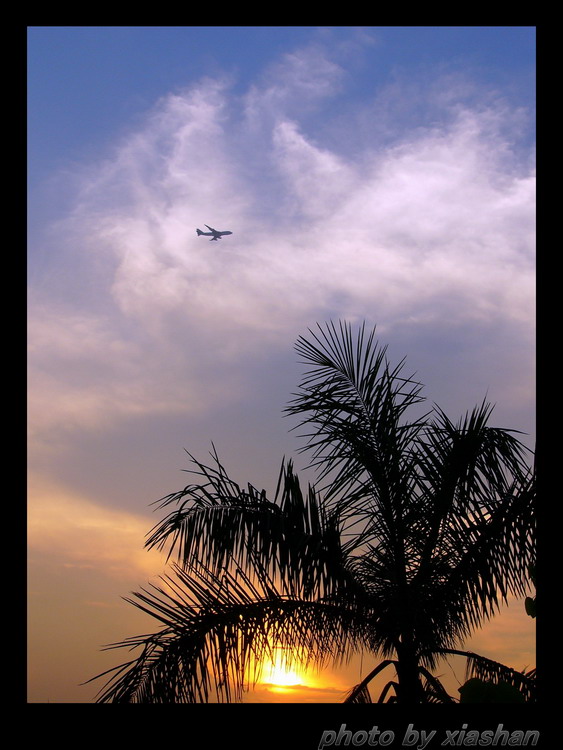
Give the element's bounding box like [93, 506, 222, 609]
[262, 651, 305, 688]
[28, 26, 535, 704]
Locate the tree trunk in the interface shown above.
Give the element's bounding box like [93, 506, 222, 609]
[395, 639, 423, 704]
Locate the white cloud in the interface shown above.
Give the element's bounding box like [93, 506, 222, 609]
[243, 41, 346, 128]
[28, 42, 535, 451]
[272, 120, 358, 219]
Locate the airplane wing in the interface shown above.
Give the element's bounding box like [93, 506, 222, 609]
[205, 225, 217, 232]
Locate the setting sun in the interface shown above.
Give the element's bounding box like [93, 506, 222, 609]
[265, 662, 302, 687]
[260, 648, 308, 691]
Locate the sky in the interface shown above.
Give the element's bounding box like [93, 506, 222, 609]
[27, 26, 536, 704]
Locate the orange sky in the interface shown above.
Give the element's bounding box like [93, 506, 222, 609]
[27, 473, 535, 704]
[240, 600, 535, 704]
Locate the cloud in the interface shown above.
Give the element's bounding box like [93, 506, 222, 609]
[243, 682, 348, 703]
[243, 40, 346, 129]
[28, 39, 535, 458]
[28, 474, 167, 582]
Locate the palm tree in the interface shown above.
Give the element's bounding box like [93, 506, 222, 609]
[88, 321, 535, 703]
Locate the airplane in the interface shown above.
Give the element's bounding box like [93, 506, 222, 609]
[196, 225, 233, 241]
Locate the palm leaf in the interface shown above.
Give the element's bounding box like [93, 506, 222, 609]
[89, 319, 535, 704]
[436, 649, 536, 702]
[88, 559, 373, 703]
[285, 321, 427, 517]
[423, 472, 535, 648]
[145, 449, 358, 602]
[343, 658, 395, 703]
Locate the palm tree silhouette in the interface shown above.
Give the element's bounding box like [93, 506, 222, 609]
[89, 321, 535, 703]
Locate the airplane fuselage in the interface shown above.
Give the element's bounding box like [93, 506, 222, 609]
[196, 225, 233, 241]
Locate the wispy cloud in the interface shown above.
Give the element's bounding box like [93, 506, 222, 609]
[243, 39, 347, 128]
[29, 42, 534, 449]
[28, 33, 535, 580]
[28, 475, 166, 581]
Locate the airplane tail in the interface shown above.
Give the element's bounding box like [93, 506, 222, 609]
[196, 228, 204, 236]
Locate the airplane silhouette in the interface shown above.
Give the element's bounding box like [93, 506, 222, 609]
[196, 225, 233, 241]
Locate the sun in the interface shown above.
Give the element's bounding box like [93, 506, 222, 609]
[260, 648, 307, 690]
[265, 662, 303, 687]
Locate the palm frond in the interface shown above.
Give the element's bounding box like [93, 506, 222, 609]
[145, 450, 357, 601]
[436, 649, 536, 702]
[377, 680, 399, 702]
[423, 471, 535, 646]
[90, 319, 535, 705]
[344, 683, 373, 703]
[145, 444, 278, 569]
[398, 405, 535, 653]
[88, 559, 373, 703]
[285, 320, 427, 541]
[418, 666, 456, 703]
[343, 658, 395, 703]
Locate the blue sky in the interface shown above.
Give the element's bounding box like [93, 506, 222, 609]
[28, 26, 535, 703]
[28, 27, 535, 190]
